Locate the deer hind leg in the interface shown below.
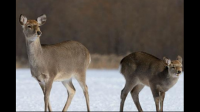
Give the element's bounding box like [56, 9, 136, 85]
[39, 83, 52, 111]
[159, 92, 165, 112]
[130, 84, 144, 112]
[75, 73, 90, 112]
[62, 79, 76, 112]
[120, 78, 138, 111]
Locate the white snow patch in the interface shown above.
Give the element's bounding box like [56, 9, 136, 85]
[16, 69, 183, 111]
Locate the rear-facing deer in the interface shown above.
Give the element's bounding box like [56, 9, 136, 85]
[119, 51, 183, 112]
[19, 14, 91, 112]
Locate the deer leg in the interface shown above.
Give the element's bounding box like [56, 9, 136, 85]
[120, 80, 137, 111]
[130, 84, 144, 112]
[62, 79, 76, 111]
[75, 74, 90, 112]
[44, 79, 53, 112]
[159, 92, 165, 112]
[39, 82, 52, 111]
[150, 86, 160, 112]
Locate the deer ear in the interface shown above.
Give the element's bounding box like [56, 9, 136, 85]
[19, 14, 27, 25]
[177, 55, 182, 63]
[163, 57, 171, 66]
[37, 14, 46, 26]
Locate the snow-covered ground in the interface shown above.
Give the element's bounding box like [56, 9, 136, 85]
[16, 69, 183, 111]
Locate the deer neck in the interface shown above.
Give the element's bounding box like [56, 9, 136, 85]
[26, 37, 44, 68]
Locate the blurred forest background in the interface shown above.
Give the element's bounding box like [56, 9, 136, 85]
[16, 0, 184, 69]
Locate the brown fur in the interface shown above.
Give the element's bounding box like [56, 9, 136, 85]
[19, 14, 91, 112]
[119, 51, 183, 112]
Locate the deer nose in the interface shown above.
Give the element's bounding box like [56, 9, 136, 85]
[177, 71, 181, 74]
[37, 31, 42, 35]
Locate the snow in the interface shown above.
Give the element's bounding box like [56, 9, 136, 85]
[16, 69, 183, 111]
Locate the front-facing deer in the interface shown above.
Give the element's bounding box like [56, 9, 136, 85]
[119, 51, 183, 112]
[19, 14, 91, 112]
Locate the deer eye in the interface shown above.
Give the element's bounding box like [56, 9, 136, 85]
[27, 25, 31, 28]
[172, 67, 175, 69]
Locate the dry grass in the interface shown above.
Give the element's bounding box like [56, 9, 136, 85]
[16, 57, 29, 68]
[16, 61, 21, 68]
[16, 54, 127, 69]
[88, 54, 124, 69]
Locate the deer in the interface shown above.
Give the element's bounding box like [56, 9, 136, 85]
[19, 14, 91, 112]
[119, 51, 183, 112]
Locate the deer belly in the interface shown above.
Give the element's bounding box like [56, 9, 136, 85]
[54, 72, 73, 81]
[138, 77, 150, 86]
